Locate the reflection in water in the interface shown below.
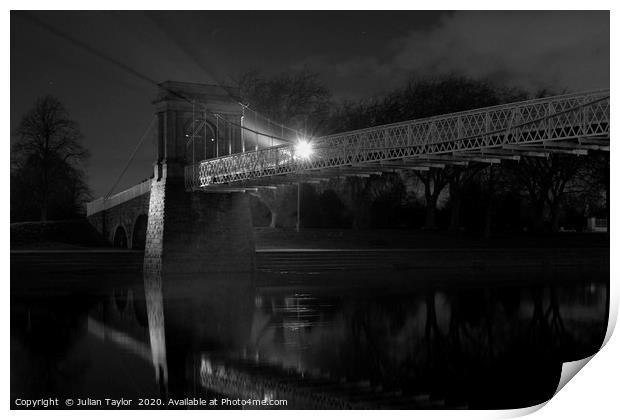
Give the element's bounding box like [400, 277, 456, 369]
[142, 271, 256, 399]
[144, 269, 168, 395]
[246, 282, 607, 408]
[11, 264, 608, 409]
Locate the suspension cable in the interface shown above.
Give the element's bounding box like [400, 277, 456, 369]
[22, 12, 300, 146]
[240, 102, 303, 139]
[105, 116, 156, 199]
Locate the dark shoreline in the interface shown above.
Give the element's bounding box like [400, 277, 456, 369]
[11, 246, 609, 275]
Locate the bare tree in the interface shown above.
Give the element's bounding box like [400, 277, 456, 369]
[338, 173, 405, 229]
[512, 155, 585, 232]
[331, 76, 527, 230]
[237, 68, 332, 137]
[413, 168, 451, 230]
[580, 152, 610, 231]
[448, 164, 487, 231]
[12, 95, 90, 221]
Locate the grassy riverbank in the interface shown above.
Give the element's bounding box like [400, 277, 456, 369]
[10, 219, 108, 250]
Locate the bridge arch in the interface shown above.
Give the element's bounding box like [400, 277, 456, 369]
[250, 192, 276, 228]
[113, 225, 128, 248]
[132, 214, 148, 250]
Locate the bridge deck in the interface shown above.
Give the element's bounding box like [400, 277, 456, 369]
[185, 90, 609, 191]
[87, 179, 151, 216]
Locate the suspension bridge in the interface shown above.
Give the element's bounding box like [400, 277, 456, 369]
[84, 82, 609, 275]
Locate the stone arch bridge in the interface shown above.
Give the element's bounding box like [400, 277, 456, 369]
[87, 180, 151, 249]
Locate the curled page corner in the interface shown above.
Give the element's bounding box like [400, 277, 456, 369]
[494, 401, 548, 419]
[601, 281, 618, 348]
[554, 355, 594, 396]
[495, 353, 601, 419]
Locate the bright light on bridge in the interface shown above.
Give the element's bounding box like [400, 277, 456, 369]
[294, 139, 313, 160]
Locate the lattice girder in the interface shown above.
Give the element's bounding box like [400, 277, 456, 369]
[185, 90, 609, 190]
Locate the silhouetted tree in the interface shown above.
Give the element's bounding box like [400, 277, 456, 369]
[447, 164, 488, 231]
[511, 155, 586, 232]
[318, 189, 349, 228]
[481, 165, 497, 239]
[338, 173, 405, 229]
[330, 76, 527, 230]
[329, 75, 527, 133]
[413, 168, 451, 230]
[237, 68, 332, 137]
[580, 152, 610, 231]
[11, 95, 90, 221]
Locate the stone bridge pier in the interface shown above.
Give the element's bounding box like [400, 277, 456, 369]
[143, 81, 255, 278]
[144, 175, 255, 276]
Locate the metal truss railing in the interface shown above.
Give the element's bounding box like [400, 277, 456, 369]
[185, 90, 610, 190]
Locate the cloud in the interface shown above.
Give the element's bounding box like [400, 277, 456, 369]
[393, 11, 609, 92]
[299, 11, 609, 99]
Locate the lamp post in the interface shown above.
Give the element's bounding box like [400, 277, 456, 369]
[296, 182, 301, 233]
[294, 139, 313, 233]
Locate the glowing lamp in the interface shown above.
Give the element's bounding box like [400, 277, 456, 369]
[294, 139, 313, 160]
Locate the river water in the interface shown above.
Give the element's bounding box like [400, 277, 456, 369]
[11, 255, 608, 409]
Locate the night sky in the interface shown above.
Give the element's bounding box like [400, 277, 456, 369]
[10, 11, 609, 198]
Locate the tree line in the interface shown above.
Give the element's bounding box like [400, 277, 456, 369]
[241, 70, 609, 234]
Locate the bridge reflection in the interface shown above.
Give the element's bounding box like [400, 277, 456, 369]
[9, 259, 606, 408]
[71, 264, 608, 409]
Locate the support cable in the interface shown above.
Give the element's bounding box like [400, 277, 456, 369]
[105, 116, 156, 199]
[21, 12, 299, 147]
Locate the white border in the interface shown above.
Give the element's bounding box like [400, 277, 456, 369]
[4, 3, 616, 420]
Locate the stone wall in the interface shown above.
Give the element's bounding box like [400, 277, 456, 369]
[87, 192, 151, 249]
